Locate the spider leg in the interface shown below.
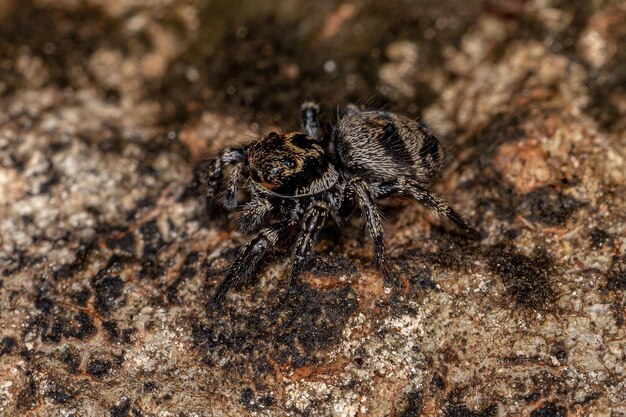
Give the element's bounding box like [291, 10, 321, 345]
[288, 201, 329, 285]
[300, 101, 320, 139]
[236, 192, 274, 233]
[209, 219, 293, 310]
[371, 178, 480, 240]
[336, 182, 357, 220]
[220, 164, 243, 209]
[349, 178, 393, 285]
[199, 147, 245, 208]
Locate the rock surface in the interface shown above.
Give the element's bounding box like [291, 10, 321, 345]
[1, 0, 625, 416]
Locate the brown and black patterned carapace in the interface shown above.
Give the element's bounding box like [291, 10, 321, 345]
[199, 102, 480, 310]
[246, 131, 339, 197]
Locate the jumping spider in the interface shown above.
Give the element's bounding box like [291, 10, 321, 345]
[200, 102, 480, 309]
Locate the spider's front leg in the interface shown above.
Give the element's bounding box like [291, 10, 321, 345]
[288, 200, 329, 286]
[198, 147, 246, 210]
[220, 164, 242, 209]
[371, 178, 480, 240]
[236, 189, 274, 233]
[209, 218, 294, 310]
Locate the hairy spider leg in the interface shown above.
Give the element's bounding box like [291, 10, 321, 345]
[300, 101, 320, 139]
[371, 178, 481, 240]
[336, 182, 357, 220]
[350, 178, 394, 285]
[209, 219, 293, 310]
[220, 164, 242, 209]
[289, 200, 329, 285]
[236, 190, 274, 233]
[201, 147, 246, 209]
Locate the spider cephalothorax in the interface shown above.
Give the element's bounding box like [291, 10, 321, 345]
[246, 131, 339, 197]
[200, 102, 480, 309]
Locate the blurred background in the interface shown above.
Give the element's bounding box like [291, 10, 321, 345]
[2, 0, 620, 141]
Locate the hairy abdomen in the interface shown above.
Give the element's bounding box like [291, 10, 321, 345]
[335, 111, 445, 184]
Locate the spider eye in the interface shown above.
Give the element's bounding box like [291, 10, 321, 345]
[269, 167, 283, 176]
[282, 157, 296, 169]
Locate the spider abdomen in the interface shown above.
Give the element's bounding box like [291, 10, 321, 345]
[334, 111, 444, 184]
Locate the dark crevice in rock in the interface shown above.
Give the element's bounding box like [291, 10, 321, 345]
[398, 389, 424, 417]
[530, 402, 567, 417]
[87, 358, 112, 378]
[606, 255, 626, 291]
[521, 186, 585, 226]
[487, 245, 556, 309]
[47, 386, 76, 404]
[111, 397, 132, 417]
[193, 285, 358, 372]
[444, 404, 497, 417]
[0, 336, 17, 356]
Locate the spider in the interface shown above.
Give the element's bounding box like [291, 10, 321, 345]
[200, 102, 480, 309]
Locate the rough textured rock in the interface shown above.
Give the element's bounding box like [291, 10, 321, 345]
[1, 0, 625, 416]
